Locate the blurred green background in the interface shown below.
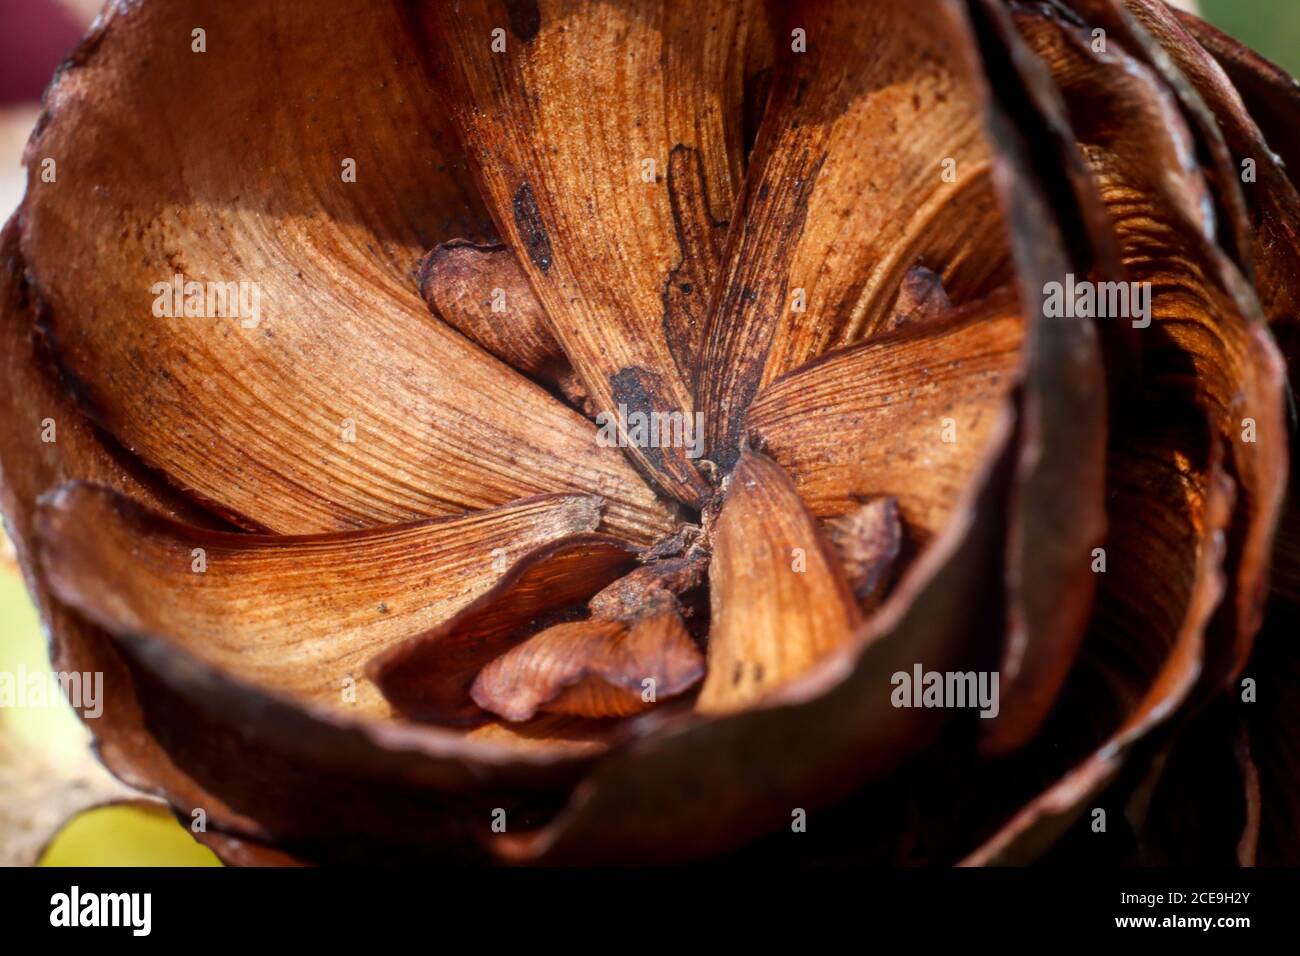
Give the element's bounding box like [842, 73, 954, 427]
[0, 0, 1296, 868]
[1202, 0, 1300, 72]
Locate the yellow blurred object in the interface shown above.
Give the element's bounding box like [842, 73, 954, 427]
[0, 529, 220, 867]
[40, 805, 221, 868]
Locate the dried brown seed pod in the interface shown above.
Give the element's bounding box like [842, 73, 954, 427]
[0, 0, 1296, 867]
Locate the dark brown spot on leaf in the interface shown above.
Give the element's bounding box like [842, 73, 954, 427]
[513, 182, 552, 273]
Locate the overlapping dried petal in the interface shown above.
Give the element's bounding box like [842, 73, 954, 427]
[0, 0, 1297, 867]
[36, 482, 602, 716]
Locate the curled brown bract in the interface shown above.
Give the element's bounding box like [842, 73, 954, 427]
[0, 0, 1295, 866]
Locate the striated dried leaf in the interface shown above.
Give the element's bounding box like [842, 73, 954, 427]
[966, 0, 1112, 758]
[963, 449, 1235, 866]
[1176, 9, 1300, 187]
[697, 450, 862, 713]
[968, 0, 1124, 286]
[36, 482, 602, 716]
[1124, 1, 1300, 356]
[1159, 16, 1300, 638]
[493, 409, 1018, 864]
[0, 218, 252, 840]
[2, 0, 1293, 870]
[18, 0, 672, 542]
[489, 0, 1113, 861]
[425, 0, 764, 505]
[662, 145, 732, 393]
[771, 428, 1242, 867]
[2, 223, 609, 863]
[1063, 0, 1251, 267]
[697, 0, 1015, 465]
[746, 289, 1023, 545]
[1077, 424, 1233, 739]
[1168, 18, 1300, 637]
[1015, 7, 1289, 684]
